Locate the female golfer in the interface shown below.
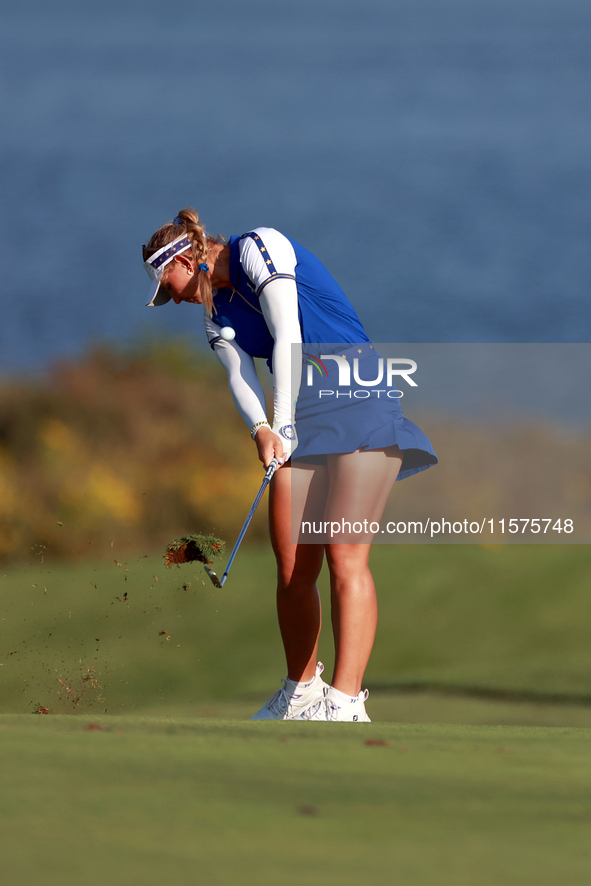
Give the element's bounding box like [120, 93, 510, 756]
[142, 208, 436, 722]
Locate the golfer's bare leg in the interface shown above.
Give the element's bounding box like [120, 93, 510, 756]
[324, 543, 375, 696]
[325, 447, 403, 696]
[269, 464, 325, 683]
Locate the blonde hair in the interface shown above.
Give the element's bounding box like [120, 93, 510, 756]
[142, 207, 224, 315]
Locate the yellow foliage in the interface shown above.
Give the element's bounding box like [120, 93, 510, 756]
[185, 461, 267, 511]
[85, 465, 140, 524]
[0, 525, 22, 557]
[0, 450, 17, 517]
[186, 464, 229, 507]
[60, 464, 140, 525]
[40, 419, 81, 456]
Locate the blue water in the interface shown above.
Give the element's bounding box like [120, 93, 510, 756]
[1, 0, 590, 372]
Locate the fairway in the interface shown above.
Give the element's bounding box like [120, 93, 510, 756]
[3, 547, 591, 883]
[3, 544, 591, 716]
[2, 714, 591, 886]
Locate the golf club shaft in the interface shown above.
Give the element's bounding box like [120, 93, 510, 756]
[218, 458, 279, 587]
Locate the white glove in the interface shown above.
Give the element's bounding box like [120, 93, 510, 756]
[271, 421, 298, 460]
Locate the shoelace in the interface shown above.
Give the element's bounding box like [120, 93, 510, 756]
[266, 680, 291, 716]
[325, 698, 339, 721]
[264, 664, 325, 717]
[299, 699, 325, 720]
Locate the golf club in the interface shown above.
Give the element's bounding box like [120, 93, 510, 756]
[204, 458, 279, 588]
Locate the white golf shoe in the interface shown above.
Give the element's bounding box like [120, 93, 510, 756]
[324, 686, 371, 722]
[250, 662, 329, 720]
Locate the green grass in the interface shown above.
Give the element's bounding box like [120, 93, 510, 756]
[185, 691, 591, 729]
[1, 544, 591, 716]
[3, 547, 591, 884]
[2, 714, 591, 886]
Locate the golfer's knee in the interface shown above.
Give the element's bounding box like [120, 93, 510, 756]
[325, 545, 370, 581]
[275, 546, 323, 591]
[277, 566, 320, 594]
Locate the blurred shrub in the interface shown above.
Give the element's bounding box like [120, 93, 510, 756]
[1, 337, 589, 563]
[0, 338, 270, 563]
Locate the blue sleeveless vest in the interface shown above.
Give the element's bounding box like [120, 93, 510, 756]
[210, 233, 369, 369]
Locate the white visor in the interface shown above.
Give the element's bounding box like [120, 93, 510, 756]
[144, 233, 192, 307]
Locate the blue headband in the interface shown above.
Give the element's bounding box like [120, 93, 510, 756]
[146, 235, 192, 274]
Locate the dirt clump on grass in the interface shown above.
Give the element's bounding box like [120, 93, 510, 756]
[164, 534, 225, 567]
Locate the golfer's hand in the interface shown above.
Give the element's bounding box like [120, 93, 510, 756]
[254, 426, 285, 468]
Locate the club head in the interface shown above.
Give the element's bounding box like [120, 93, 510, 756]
[204, 564, 222, 588]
